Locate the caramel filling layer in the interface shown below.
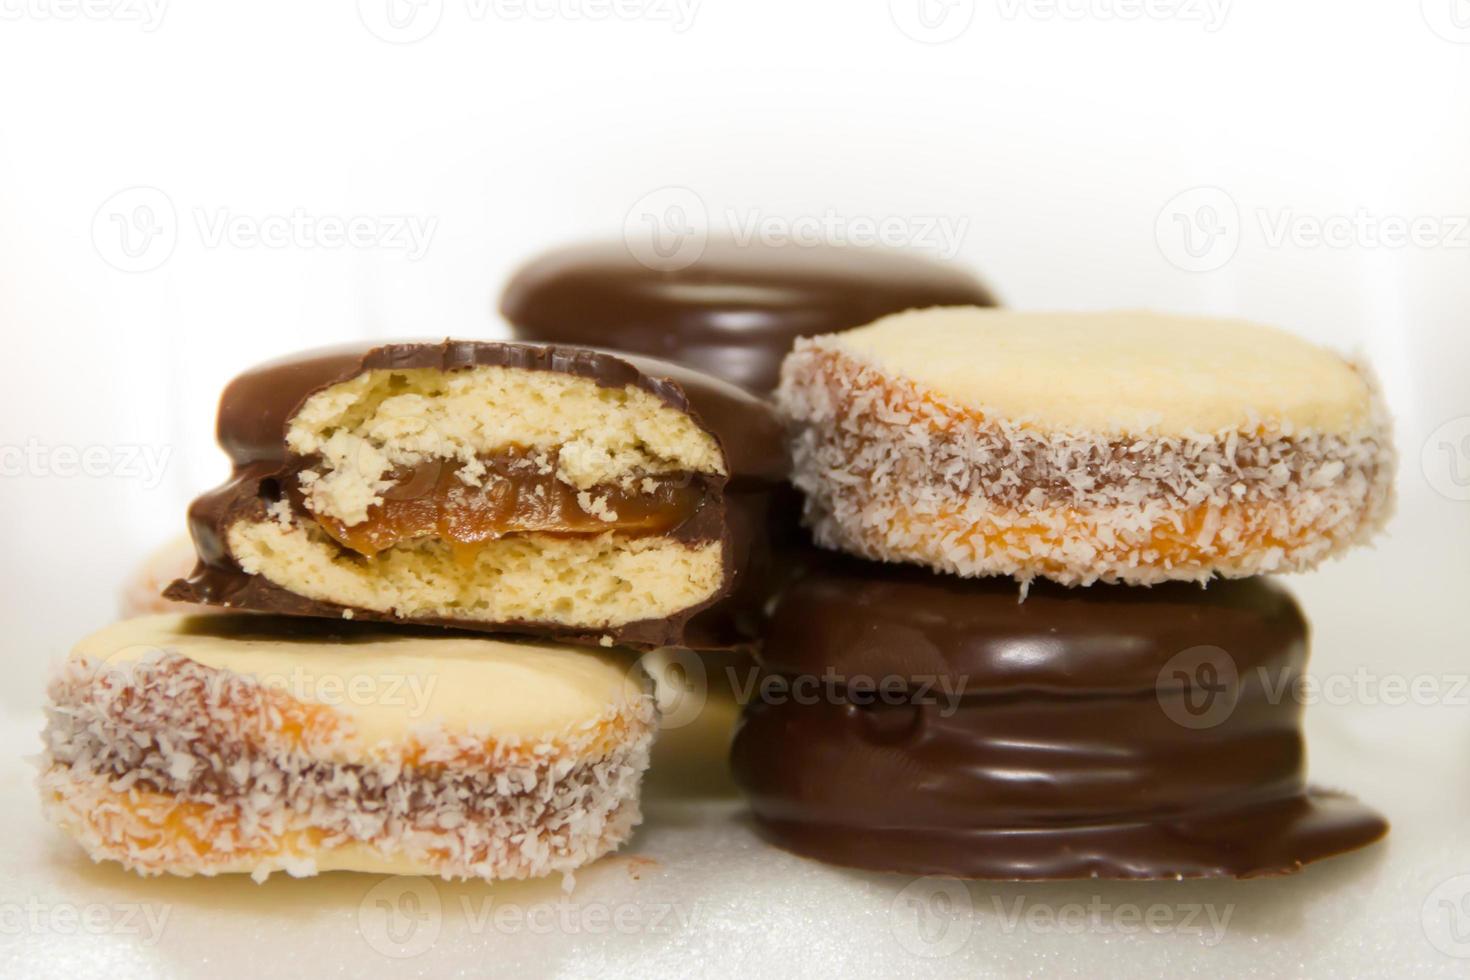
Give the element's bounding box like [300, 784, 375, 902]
[302, 453, 705, 559]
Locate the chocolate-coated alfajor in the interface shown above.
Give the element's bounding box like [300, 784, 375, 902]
[500, 239, 997, 393]
[730, 555, 1388, 879]
[166, 340, 786, 649]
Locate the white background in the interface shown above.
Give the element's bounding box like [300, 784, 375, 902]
[1, 2, 1469, 976]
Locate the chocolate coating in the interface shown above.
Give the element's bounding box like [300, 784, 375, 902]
[166, 340, 786, 650]
[500, 240, 998, 393]
[756, 556, 1305, 692]
[730, 556, 1388, 879]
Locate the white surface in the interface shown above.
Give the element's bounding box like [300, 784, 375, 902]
[6, 519, 1470, 978]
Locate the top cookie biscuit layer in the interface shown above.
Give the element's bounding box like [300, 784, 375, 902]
[74, 614, 642, 749]
[823, 308, 1373, 436]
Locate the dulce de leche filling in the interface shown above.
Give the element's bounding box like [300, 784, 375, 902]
[300, 451, 705, 560]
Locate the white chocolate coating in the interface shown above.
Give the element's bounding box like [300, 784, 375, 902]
[830, 308, 1373, 436]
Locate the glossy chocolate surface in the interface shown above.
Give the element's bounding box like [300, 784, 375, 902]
[755, 555, 1307, 691]
[730, 557, 1388, 879]
[166, 340, 785, 649]
[500, 240, 998, 393]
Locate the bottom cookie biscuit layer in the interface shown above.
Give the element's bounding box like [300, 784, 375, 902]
[228, 517, 725, 631]
[41, 631, 656, 881]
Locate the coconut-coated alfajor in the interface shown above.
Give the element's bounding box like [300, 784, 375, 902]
[40, 614, 657, 882]
[778, 308, 1395, 586]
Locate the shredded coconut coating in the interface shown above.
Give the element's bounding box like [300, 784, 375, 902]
[778, 340, 1396, 587]
[39, 652, 656, 882]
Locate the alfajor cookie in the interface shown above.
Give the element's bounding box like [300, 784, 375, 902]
[40, 614, 657, 882]
[165, 340, 786, 649]
[778, 308, 1394, 586]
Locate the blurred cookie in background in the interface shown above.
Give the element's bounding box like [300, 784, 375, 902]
[500, 238, 998, 394]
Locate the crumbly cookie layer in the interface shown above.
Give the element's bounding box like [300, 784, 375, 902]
[229, 515, 725, 629]
[779, 340, 1395, 586]
[41, 648, 657, 881]
[287, 366, 726, 525]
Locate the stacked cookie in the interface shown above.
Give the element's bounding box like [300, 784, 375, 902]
[500, 239, 1001, 789]
[40, 341, 790, 881]
[46, 239, 990, 882]
[41, 235, 1395, 884]
[734, 307, 1395, 878]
